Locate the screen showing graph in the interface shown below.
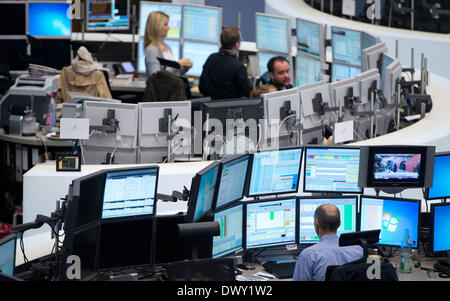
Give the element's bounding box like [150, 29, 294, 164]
[86, 0, 129, 31]
[304, 147, 361, 193]
[139, 2, 181, 38]
[360, 197, 420, 248]
[193, 164, 219, 222]
[183, 5, 220, 43]
[212, 204, 243, 258]
[296, 55, 322, 86]
[246, 198, 297, 249]
[248, 148, 302, 197]
[297, 19, 320, 57]
[331, 63, 361, 82]
[332, 27, 361, 66]
[256, 14, 289, 54]
[299, 197, 357, 244]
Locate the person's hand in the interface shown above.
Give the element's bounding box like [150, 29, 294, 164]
[178, 58, 192, 69]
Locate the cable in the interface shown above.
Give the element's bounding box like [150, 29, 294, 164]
[37, 134, 48, 161]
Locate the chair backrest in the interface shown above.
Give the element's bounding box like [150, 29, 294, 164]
[142, 70, 189, 102]
[326, 257, 399, 281]
[167, 257, 236, 281]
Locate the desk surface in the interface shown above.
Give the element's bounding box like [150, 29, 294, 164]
[0, 129, 73, 148]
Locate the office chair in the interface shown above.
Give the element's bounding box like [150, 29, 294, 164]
[166, 257, 236, 281]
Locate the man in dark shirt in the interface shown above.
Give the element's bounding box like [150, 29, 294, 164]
[267, 56, 293, 90]
[199, 27, 253, 99]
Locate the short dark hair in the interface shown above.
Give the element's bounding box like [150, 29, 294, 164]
[267, 56, 289, 73]
[220, 27, 241, 50]
[314, 204, 341, 232]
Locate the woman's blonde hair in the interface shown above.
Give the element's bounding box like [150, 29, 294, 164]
[144, 11, 169, 52]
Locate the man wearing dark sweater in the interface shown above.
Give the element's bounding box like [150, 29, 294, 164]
[199, 27, 253, 100]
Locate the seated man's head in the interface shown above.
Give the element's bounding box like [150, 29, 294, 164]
[314, 204, 341, 238]
[220, 26, 242, 52]
[267, 56, 291, 89]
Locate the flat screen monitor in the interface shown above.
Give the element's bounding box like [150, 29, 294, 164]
[380, 53, 394, 93]
[139, 1, 182, 39]
[86, 0, 130, 31]
[257, 52, 279, 77]
[298, 80, 331, 118]
[299, 196, 358, 244]
[355, 69, 380, 105]
[247, 147, 303, 197]
[296, 18, 324, 58]
[0, 39, 28, 70]
[262, 86, 300, 133]
[331, 26, 361, 66]
[245, 197, 297, 249]
[360, 196, 420, 248]
[256, 13, 290, 54]
[296, 54, 322, 87]
[182, 41, 218, 77]
[212, 203, 244, 258]
[431, 203, 450, 252]
[384, 60, 402, 103]
[361, 32, 378, 50]
[186, 162, 220, 223]
[214, 155, 250, 211]
[182, 5, 221, 44]
[361, 42, 387, 71]
[28, 1, 71, 37]
[0, 2, 26, 36]
[30, 38, 71, 70]
[426, 153, 450, 200]
[101, 167, 158, 219]
[0, 234, 16, 277]
[329, 76, 360, 109]
[138, 38, 180, 74]
[331, 63, 361, 82]
[303, 147, 362, 194]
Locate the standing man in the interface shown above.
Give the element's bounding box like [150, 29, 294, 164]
[199, 26, 253, 100]
[267, 56, 293, 90]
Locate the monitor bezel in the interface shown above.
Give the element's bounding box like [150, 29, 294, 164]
[366, 145, 428, 188]
[302, 145, 363, 194]
[296, 17, 325, 60]
[244, 196, 299, 250]
[255, 12, 290, 55]
[245, 146, 303, 198]
[298, 195, 358, 245]
[331, 25, 362, 67]
[27, 1, 72, 39]
[86, 0, 130, 32]
[185, 161, 221, 223]
[0, 233, 17, 277]
[430, 202, 450, 253]
[100, 165, 160, 221]
[358, 195, 421, 249]
[181, 4, 222, 45]
[211, 202, 244, 259]
[212, 154, 251, 212]
[425, 152, 450, 200]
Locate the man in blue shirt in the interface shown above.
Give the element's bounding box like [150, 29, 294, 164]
[293, 204, 363, 281]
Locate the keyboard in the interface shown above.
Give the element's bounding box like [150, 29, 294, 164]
[262, 261, 296, 279]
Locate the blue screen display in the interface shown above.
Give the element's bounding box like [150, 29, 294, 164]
[332, 27, 361, 66]
[183, 5, 220, 43]
[360, 197, 420, 248]
[28, 2, 71, 36]
[332, 63, 361, 82]
[297, 19, 320, 57]
[215, 156, 249, 210]
[433, 204, 450, 252]
[381, 54, 394, 91]
[182, 41, 218, 77]
[362, 32, 377, 50]
[296, 55, 322, 87]
[139, 2, 181, 39]
[194, 165, 219, 222]
[0, 237, 15, 276]
[249, 148, 302, 196]
[213, 204, 243, 258]
[427, 155, 450, 199]
[256, 14, 289, 54]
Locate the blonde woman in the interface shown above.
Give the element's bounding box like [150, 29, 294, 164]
[144, 11, 192, 77]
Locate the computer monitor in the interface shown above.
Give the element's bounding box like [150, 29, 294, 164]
[182, 5, 221, 44]
[139, 1, 182, 39]
[331, 26, 362, 66]
[296, 54, 322, 87]
[355, 69, 380, 105]
[358, 145, 435, 189]
[86, 0, 130, 31]
[296, 18, 325, 59]
[298, 80, 331, 118]
[384, 60, 402, 104]
[380, 53, 395, 96]
[299, 196, 358, 244]
[138, 38, 180, 74]
[182, 41, 218, 77]
[186, 162, 220, 223]
[82, 101, 139, 149]
[30, 38, 72, 70]
[361, 32, 379, 50]
[329, 76, 361, 110]
[101, 167, 159, 219]
[257, 52, 284, 77]
[303, 146, 362, 194]
[0, 234, 16, 277]
[331, 63, 362, 82]
[27, 1, 71, 37]
[0, 1, 26, 36]
[426, 153, 450, 200]
[214, 154, 250, 211]
[246, 147, 303, 197]
[361, 42, 387, 71]
[431, 203, 450, 252]
[245, 197, 297, 249]
[212, 203, 244, 258]
[360, 196, 420, 248]
[0, 39, 28, 70]
[255, 13, 290, 55]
